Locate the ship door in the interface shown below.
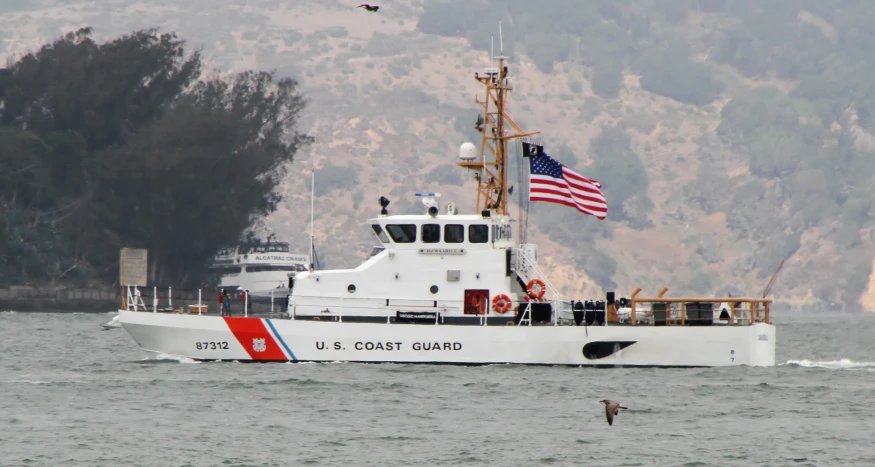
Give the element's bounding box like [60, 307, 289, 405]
[464, 289, 489, 315]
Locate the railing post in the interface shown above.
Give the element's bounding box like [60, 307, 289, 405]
[630, 287, 641, 325]
[198, 288, 202, 315]
[244, 291, 249, 318]
[168, 286, 172, 309]
[271, 290, 275, 315]
[681, 302, 686, 325]
[152, 286, 157, 313]
[658, 288, 669, 324]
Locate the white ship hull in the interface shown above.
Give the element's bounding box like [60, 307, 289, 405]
[117, 310, 776, 367]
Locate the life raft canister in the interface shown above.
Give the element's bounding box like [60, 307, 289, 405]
[526, 278, 547, 300]
[492, 294, 512, 314]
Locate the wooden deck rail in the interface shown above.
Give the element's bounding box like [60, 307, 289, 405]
[629, 288, 771, 326]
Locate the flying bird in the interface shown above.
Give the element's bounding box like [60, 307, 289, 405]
[600, 399, 628, 426]
[358, 4, 379, 12]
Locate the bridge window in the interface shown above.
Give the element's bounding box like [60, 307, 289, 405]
[371, 224, 391, 243]
[445, 224, 464, 243]
[469, 224, 489, 243]
[386, 224, 417, 243]
[246, 265, 304, 273]
[422, 224, 440, 243]
[214, 266, 242, 274]
[493, 223, 513, 242]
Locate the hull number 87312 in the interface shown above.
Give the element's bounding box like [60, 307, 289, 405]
[196, 341, 229, 350]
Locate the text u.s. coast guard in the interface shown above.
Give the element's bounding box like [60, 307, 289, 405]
[315, 341, 462, 351]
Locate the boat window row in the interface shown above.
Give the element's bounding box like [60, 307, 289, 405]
[245, 265, 307, 273]
[251, 244, 291, 253]
[373, 224, 489, 244]
[216, 248, 237, 257]
[213, 266, 242, 274]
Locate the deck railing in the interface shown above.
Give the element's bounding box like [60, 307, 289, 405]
[628, 287, 771, 326]
[123, 285, 772, 327]
[123, 285, 286, 317]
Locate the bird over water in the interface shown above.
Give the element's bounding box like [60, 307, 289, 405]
[600, 400, 628, 426]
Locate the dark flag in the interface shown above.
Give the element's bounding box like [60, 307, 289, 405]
[522, 141, 544, 158]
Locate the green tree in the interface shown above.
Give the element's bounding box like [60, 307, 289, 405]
[96, 71, 311, 285]
[0, 28, 312, 287]
[0, 28, 201, 150]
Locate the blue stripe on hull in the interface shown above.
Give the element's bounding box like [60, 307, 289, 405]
[265, 319, 297, 360]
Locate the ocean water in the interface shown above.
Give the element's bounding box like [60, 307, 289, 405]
[1, 310, 874, 467]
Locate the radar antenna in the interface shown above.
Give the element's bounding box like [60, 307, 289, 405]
[457, 20, 539, 216]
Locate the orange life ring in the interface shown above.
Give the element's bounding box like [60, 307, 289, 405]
[526, 279, 547, 299]
[492, 294, 512, 314]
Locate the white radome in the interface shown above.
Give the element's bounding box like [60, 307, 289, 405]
[459, 142, 477, 161]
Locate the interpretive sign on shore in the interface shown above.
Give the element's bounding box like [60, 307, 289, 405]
[120, 248, 148, 286]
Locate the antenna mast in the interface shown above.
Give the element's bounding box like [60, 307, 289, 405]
[309, 170, 315, 271]
[458, 20, 539, 216]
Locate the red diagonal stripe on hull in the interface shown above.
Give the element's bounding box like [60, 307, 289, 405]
[223, 317, 287, 361]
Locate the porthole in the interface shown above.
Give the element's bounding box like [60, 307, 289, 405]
[348, 284, 356, 293]
[430, 285, 439, 294]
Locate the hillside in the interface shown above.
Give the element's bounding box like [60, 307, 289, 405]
[3, 0, 875, 311]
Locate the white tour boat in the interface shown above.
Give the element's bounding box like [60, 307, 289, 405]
[102, 229, 308, 330]
[211, 232, 310, 296]
[117, 53, 776, 367]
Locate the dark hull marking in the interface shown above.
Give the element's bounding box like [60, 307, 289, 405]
[582, 341, 637, 360]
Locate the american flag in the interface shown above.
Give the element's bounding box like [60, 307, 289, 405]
[524, 142, 608, 220]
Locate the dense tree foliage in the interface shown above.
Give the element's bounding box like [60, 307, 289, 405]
[0, 28, 312, 287]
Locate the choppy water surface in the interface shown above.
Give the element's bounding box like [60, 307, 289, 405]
[1, 311, 874, 466]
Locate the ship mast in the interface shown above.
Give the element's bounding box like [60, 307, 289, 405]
[457, 24, 539, 216]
